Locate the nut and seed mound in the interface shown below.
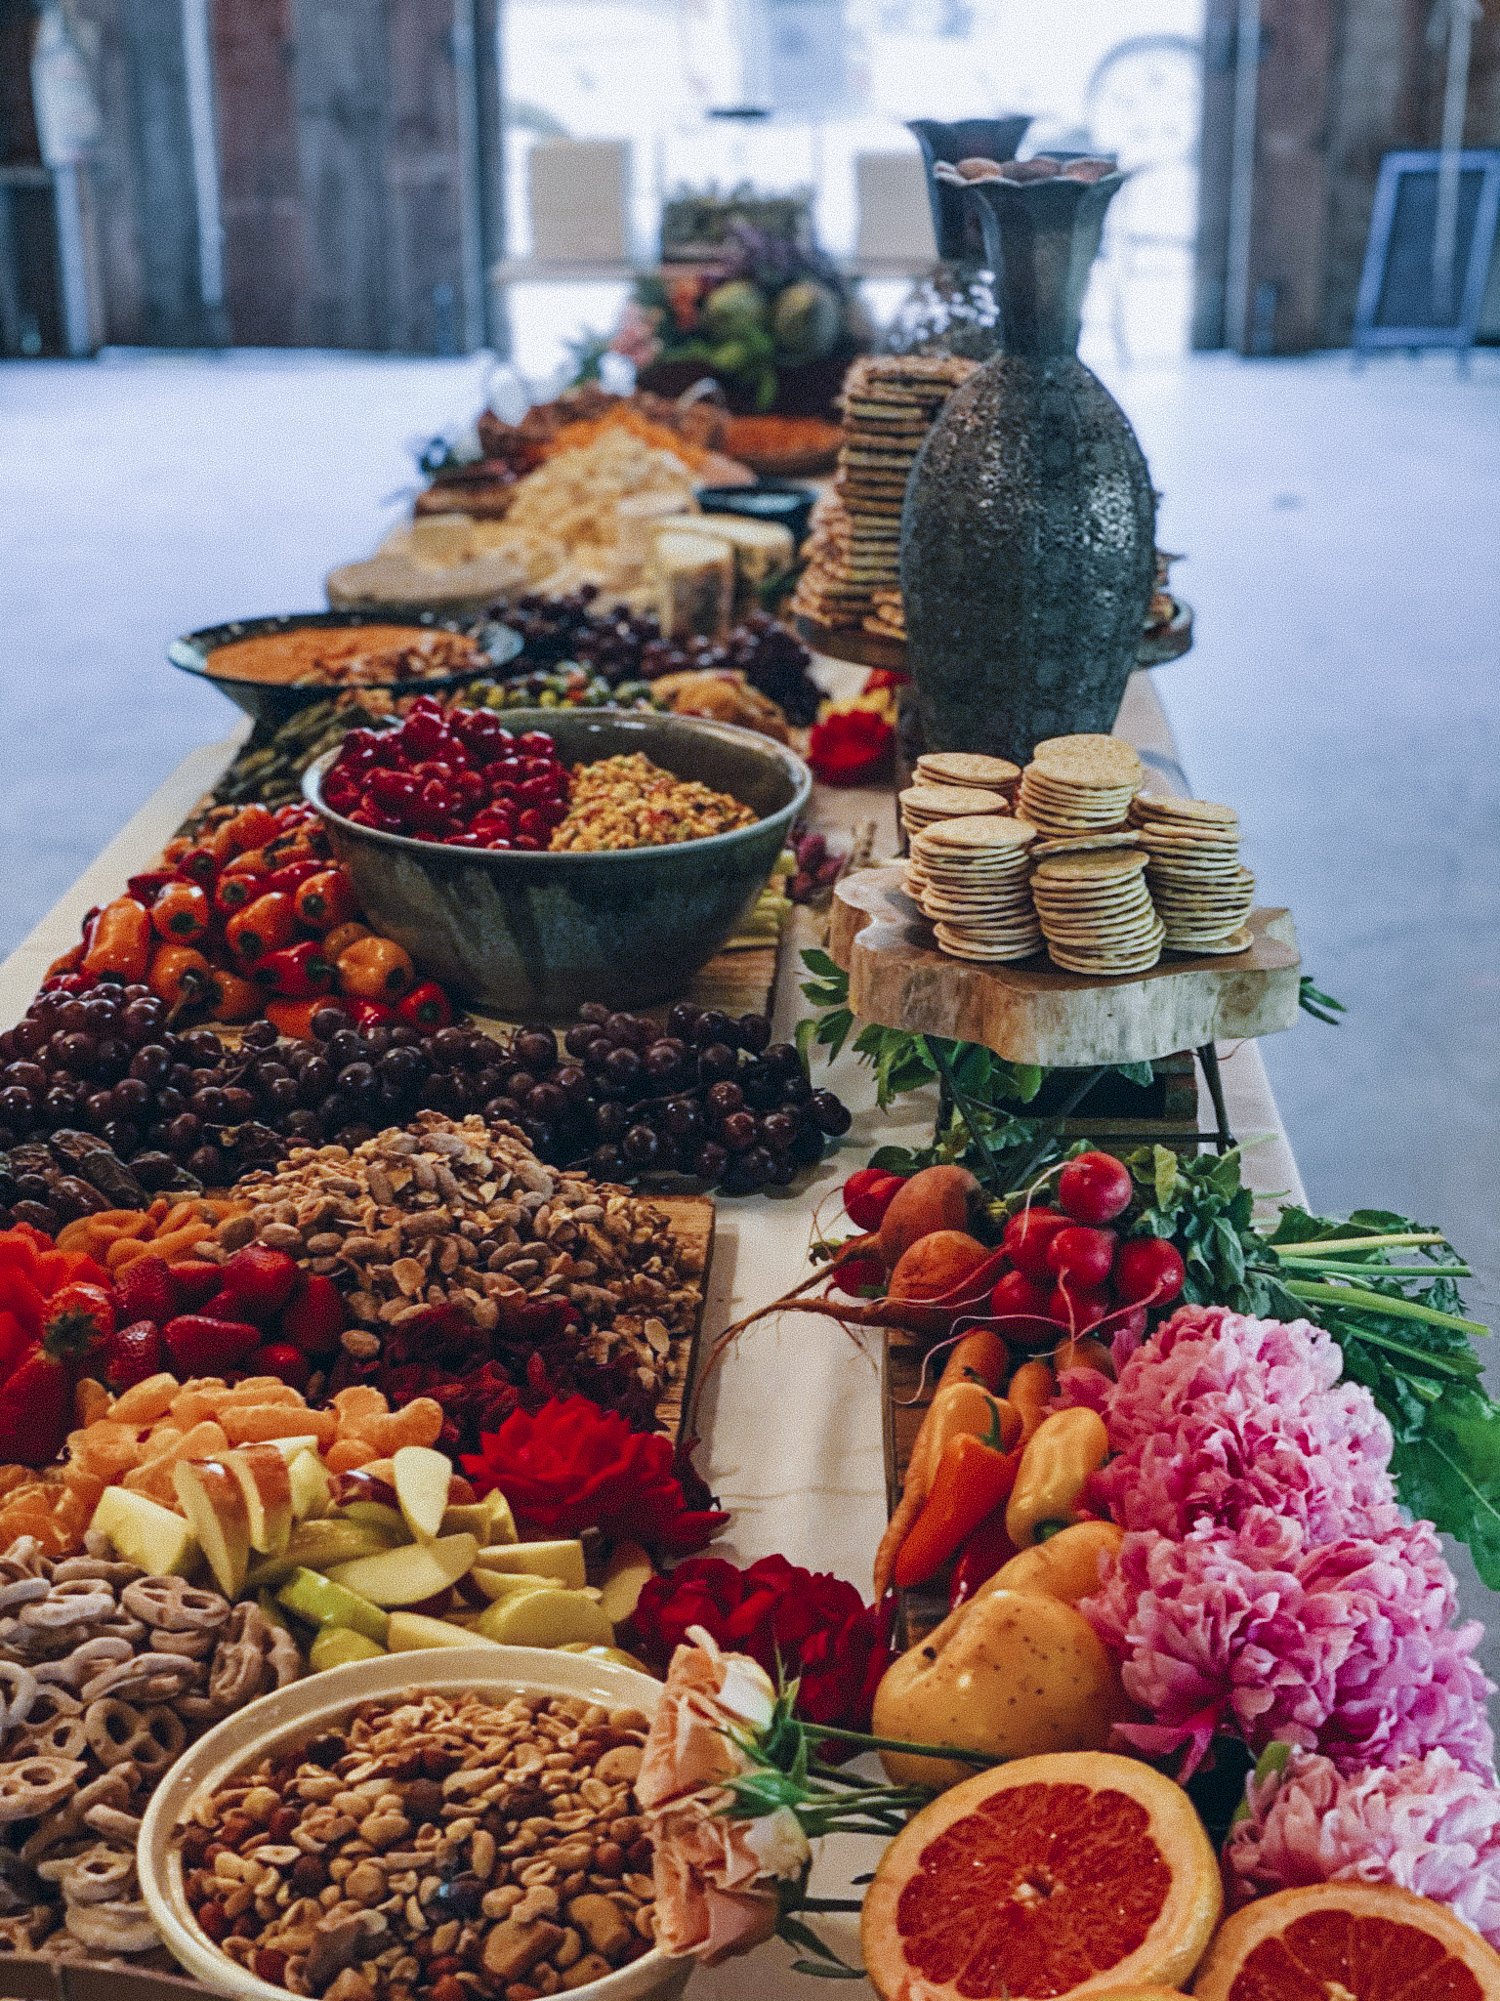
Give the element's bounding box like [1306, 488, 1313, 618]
[0, 1532, 300, 1961]
[547, 754, 755, 852]
[180, 1689, 656, 2001]
[218, 1115, 704, 1438]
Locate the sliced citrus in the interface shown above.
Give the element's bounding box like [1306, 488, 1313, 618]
[863, 1750, 1222, 2001]
[1192, 1884, 1500, 2001]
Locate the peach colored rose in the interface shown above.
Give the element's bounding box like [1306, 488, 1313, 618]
[637, 1626, 777, 1809]
[640, 1630, 811, 1964]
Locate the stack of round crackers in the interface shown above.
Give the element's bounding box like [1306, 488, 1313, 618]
[1129, 795, 1255, 953]
[907, 815, 1041, 962]
[913, 751, 1021, 802]
[789, 354, 974, 633]
[1030, 849, 1165, 976]
[899, 781, 1011, 842]
[1017, 734, 1143, 836]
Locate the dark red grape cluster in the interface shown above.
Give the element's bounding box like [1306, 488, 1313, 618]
[486, 1002, 850, 1195]
[502, 591, 822, 726]
[323, 704, 570, 848]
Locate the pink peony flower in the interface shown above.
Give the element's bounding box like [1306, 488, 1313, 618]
[1083, 1304, 1398, 1544]
[1225, 1747, 1500, 1948]
[1082, 1513, 1493, 1779]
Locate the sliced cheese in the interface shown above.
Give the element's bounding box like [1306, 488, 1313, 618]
[655, 530, 734, 639]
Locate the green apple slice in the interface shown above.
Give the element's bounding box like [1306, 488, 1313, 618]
[288, 1450, 332, 1522]
[309, 1627, 387, 1671]
[277, 1566, 389, 1643]
[598, 1541, 654, 1626]
[387, 1611, 505, 1652]
[339, 1500, 409, 1538]
[469, 1568, 558, 1602]
[476, 1540, 586, 1589]
[474, 1589, 614, 1648]
[225, 1445, 294, 1556]
[89, 1486, 197, 1577]
[172, 1460, 250, 1598]
[326, 1533, 479, 1608]
[392, 1446, 453, 1542]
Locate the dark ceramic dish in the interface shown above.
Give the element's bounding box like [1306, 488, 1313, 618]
[695, 483, 816, 550]
[170, 611, 524, 730]
[302, 707, 811, 1016]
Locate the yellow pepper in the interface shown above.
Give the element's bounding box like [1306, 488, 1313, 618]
[981, 1519, 1125, 1606]
[1004, 1406, 1110, 1549]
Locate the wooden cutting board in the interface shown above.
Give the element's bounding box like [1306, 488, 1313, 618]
[831, 865, 1301, 1068]
[653, 1191, 715, 1447]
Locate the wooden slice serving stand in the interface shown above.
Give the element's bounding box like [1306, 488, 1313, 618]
[798, 596, 1194, 679]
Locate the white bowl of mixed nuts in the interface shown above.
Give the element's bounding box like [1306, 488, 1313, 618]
[137, 1645, 689, 2001]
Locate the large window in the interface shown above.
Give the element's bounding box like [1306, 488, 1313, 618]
[500, 0, 1206, 380]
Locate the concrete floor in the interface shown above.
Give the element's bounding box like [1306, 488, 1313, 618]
[2, 346, 1497, 1311]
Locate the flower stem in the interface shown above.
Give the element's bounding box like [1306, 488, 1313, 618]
[804, 1721, 996, 1766]
[1274, 1232, 1449, 1257]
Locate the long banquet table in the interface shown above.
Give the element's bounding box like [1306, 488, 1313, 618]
[0, 663, 1304, 1998]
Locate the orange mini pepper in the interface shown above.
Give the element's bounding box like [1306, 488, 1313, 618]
[148, 943, 215, 1010]
[1007, 1357, 1055, 1441]
[265, 997, 325, 1040]
[150, 880, 210, 942]
[322, 921, 370, 959]
[207, 969, 263, 1023]
[338, 934, 414, 1000]
[894, 1399, 1022, 1590]
[83, 898, 152, 982]
[226, 891, 296, 965]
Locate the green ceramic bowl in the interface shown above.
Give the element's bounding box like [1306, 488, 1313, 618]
[303, 707, 811, 1015]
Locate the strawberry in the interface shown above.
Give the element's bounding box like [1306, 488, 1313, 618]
[0, 1340, 79, 1466]
[217, 1246, 299, 1323]
[103, 1319, 165, 1390]
[167, 1261, 226, 1311]
[41, 1280, 114, 1352]
[114, 1255, 178, 1328]
[162, 1314, 261, 1375]
[279, 1273, 344, 1357]
[247, 1341, 311, 1390]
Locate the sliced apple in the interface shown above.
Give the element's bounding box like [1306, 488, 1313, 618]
[257, 1588, 293, 1632]
[173, 1459, 250, 1598]
[387, 1611, 504, 1652]
[393, 1446, 453, 1543]
[598, 1541, 653, 1627]
[225, 1445, 294, 1557]
[477, 1539, 586, 1589]
[470, 1568, 559, 1602]
[277, 1566, 389, 1643]
[309, 1627, 386, 1671]
[326, 1533, 479, 1609]
[339, 1500, 409, 1539]
[557, 1642, 656, 1675]
[90, 1486, 197, 1577]
[270, 1435, 321, 1462]
[474, 1588, 614, 1648]
[288, 1450, 332, 1522]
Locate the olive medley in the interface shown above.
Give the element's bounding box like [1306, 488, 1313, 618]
[0, 984, 852, 1222]
[502, 591, 823, 727]
[492, 1002, 851, 1196]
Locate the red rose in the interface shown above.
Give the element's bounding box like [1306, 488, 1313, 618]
[807, 708, 894, 787]
[461, 1394, 727, 1554]
[627, 1554, 895, 1739]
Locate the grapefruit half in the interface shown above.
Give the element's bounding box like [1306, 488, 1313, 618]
[1192, 1883, 1500, 2001]
[862, 1750, 1222, 2001]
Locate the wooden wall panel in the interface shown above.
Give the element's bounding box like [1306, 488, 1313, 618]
[386, 0, 468, 353]
[122, 0, 214, 344]
[70, 0, 148, 342]
[1191, 0, 1239, 348]
[288, 0, 389, 348]
[212, 0, 306, 344]
[1240, 0, 1340, 350]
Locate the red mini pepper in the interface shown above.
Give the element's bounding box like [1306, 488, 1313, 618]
[344, 998, 399, 1031]
[151, 880, 211, 942]
[294, 868, 357, 932]
[127, 868, 182, 904]
[397, 981, 452, 1029]
[214, 871, 262, 915]
[176, 844, 220, 885]
[83, 897, 153, 982]
[226, 891, 297, 965]
[893, 1402, 1022, 1590]
[263, 858, 324, 898]
[947, 1507, 1017, 1610]
[259, 939, 335, 999]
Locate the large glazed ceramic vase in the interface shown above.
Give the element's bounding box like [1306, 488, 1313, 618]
[886, 117, 1033, 360]
[900, 169, 1156, 760]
